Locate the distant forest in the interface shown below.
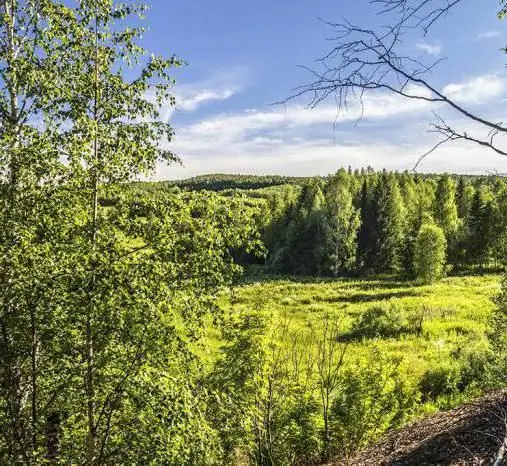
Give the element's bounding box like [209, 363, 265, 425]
[136, 170, 507, 281]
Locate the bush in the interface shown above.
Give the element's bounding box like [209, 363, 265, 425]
[329, 354, 419, 456]
[344, 304, 410, 340]
[419, 362, 462, 402]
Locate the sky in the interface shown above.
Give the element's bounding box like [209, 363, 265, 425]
[138, 1, 507, 179]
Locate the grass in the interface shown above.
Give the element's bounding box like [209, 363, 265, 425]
[215, 273, 501, 410]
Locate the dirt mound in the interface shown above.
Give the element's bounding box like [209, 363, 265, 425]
[333, 390, 507, 465]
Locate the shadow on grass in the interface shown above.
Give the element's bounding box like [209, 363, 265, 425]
[326, 289, 421, 304]
[239, 268, 417, 288]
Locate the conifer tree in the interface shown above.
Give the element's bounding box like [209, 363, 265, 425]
[357, 178, 376, 271]
[456, 177, 475, 219]
[467, 189, 495, 268]
[275, 182, 328, 275]
[371, 173, 405, 273]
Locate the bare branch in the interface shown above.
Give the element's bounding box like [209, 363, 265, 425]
[288, 0, 507, 167]
[430, 115, 507, 157]
[373, 0, 465, 35]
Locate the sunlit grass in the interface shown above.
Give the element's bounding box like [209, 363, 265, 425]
[212, 274, 500, 410]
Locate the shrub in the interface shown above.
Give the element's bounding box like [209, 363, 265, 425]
[329, 354, 419, 456]
[344, 304, 410, 340]
[419, 362, 462, 402]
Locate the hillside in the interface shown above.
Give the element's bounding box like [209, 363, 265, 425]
[334, 389, 507, 465]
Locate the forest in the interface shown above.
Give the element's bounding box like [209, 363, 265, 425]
[166, 171, 505, 280]
[2, 0, 507, 465]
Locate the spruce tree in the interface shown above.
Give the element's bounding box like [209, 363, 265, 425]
[357, 178, 376, 271]
[434, 175, 460, 262]
[467, 189, 495, 268]
[277, 182, 328, 275]
[371, 173, 405, 273]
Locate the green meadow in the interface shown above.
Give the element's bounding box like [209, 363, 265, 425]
[214, 274, 501, 411]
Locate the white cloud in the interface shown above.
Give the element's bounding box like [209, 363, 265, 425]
[151, 67, 248, 122]
[442, 74, 507, 104]
[177, 88, 237, 111]
[416, 42, 442, 56]
[174, 89, 432, 150]
[477, 31, 501, 40]
[155, 136, 507, 179]
[174, 67, 248, 112]
[151, 73, 507, 180]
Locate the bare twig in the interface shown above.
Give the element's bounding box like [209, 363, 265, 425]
[287, 0, 506, 169]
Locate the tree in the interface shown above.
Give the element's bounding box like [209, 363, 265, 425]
[434, 175, 460, 239]
[324, 170, 360, 276]
[275, 182, 329, 275]
[1, 0, 262, 463]
[371, 173, 405, 273]
[357, 177, 376, 271]
[399, 173, 435, 276]
[456, 177, 475, 220]
[0, 1, 76, 461]
[433, 175, 460, 264]
[413, 223, 447, 284]
[467, 188, 496, 268]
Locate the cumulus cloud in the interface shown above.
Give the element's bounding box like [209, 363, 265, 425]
[442, 74, 507, 104]
[152, 73, 507, 179]
[174, 89, 433, 149]
[416, 42, 442, 56]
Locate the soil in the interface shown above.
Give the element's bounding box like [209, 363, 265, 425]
[332, 390, 507, 465]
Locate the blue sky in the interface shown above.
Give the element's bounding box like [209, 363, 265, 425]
[140, 1, 507, 179]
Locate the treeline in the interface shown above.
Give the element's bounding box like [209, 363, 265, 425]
[241, 169, 507, 280]
[139, 173, 313, 192]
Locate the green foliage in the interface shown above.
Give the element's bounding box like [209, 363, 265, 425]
[217, 275, 497, 463]
[324, 170, 361, 275]
[160, 174, 312, 191]
[419, 362, 463, 402]
[434, 175, 460, 239]
[0, 1, 262, 463]
[371, 173, 405, 273]
[330, 354, 419, 456]
[466, 188, 497, 267]
[413, 224, 447, 284]
[486, 274, 507, 389]
[164, 171, 507, 278]
[0, 0, 504, 463]
[345, 304, 411, 340]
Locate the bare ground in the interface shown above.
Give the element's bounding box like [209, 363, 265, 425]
[332, 390, 507, 465]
